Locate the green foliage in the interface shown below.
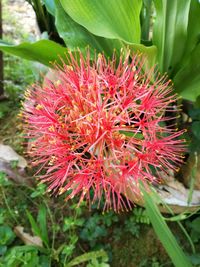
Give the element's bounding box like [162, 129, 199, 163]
[26, 205, 49, 248]
[54, 0, 122, 57]
[60, 0, 142, 43]
[191, 111, 200, 141]
[0, 177, 109, 266]
[26, 0, 56, 36]
[187, 217, 200, 243]
[173, 43, 200, 101]
[0, 0, 200, 101]
[0, 40, 67, 67]
[133, 207, 150, 224]
[112, 208, 150, 241]
[30, 183, 47, 199]
[80, 224, 105, 247]
[63, 217, 84, 232]
[0, 225, 15, 259]
[142, 187, 193, 267]
[65, 250, 109, 267]
[0, 226, 15, 247]
[0, 0, 157, 68]
[139, 257, 164, 267]
[152, 0, 200, 101]
[0, 245, 47, 267]
[43, 0, 56, 16]
[188, 253, 200, 266]
[3, 55, 37, 100]
[153, 0, 191, 74]
[1, 164, 200, 266]
[0, 102, 11, 119]
[124, 216, 140, 238]
[80, 212, 116, 247]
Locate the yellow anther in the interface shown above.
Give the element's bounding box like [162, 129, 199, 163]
[132, 66, 136, 72]
[48, 125, 55, 132]
[54, 80, 61, 86]
[36, 104, 43, 110]
[18, 112, 23, 118]
[86, 115, 92, 122]
[49, 139, 56, 144]
[49, 156, 57, 165]
[59, 187, 65, 195]
[66, 65, 73, 71]
[25, 89, 31, 98]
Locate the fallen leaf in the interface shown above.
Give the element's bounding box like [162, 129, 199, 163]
[14, 226, 43, 247]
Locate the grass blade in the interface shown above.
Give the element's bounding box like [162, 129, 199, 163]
[141, 186, 192, 267]
[37, 204, 49, 248]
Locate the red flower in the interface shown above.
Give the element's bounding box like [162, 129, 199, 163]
[22, 51, 186, 211]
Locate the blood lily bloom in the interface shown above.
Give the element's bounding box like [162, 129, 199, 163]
[22, 51, 186, 211]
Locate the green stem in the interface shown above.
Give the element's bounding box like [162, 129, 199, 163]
[1, 186, 19, 224]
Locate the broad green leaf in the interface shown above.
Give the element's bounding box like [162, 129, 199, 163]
[129, 43, 157, 70]
[153, 0, 191, 74]
[170, 0, 200, 78]
[56, 0, 157, 69]
[142, 187, 192, 267]
[59, 0, 142, 44]
[43, 0, 56, 16]
[184, 0, 200, 59]
[56, 0, 156, 69]
[173, 44, 200, 101]
[54, 0, 122, 56]
[0, 40, 67, 67]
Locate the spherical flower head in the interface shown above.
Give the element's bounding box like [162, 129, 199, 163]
[22, 50, 186, 211]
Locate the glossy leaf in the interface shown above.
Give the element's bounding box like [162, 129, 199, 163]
[59, 0, 142, 44]
[173, 44, 200, 101]
[184, 0, 200, 59]
[43, 0, 56, 16]
[56, 0, 157, 69]
[153, 0, 191, 74]
[129, 43, 157, 70]
[142, 187, 193, 267]
[54, 0, 122, 56]
[0, 40, 67, 67]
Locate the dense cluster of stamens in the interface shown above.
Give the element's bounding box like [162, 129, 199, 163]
[22, 51, 186, 211]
